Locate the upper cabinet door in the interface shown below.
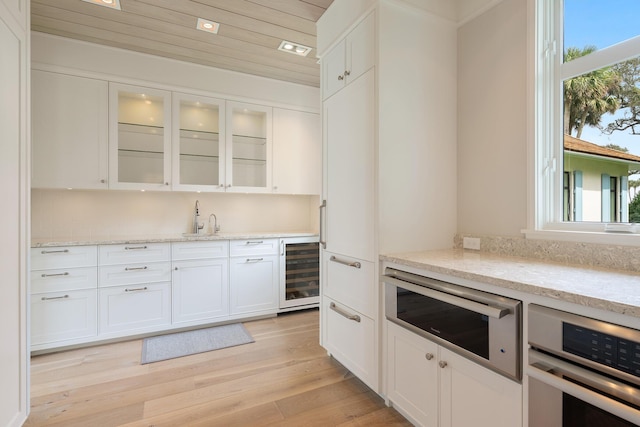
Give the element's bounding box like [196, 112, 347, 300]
[109, 83, 172, 191]
[172, 93, 226, 192]
[225, 102, 272, 193]
[321, 12, 375, 101]
[272, 108, 321, 195]
[32, 70, 108, 189]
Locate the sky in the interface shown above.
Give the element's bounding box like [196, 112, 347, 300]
[564, 0, 640, 154]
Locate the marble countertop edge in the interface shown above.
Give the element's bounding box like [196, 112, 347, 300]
[32, 232, 318, 248]
[381, 249, 640, 319]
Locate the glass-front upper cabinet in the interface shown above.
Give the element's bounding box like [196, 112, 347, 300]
[225, 102, 272, 192]
[172, 93, 225, 192]
[109, 83, 171, 190]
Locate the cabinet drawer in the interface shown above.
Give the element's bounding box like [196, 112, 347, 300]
[230, 238, 278, 257]
[31, 289, 97, 346]
[99, 282, 171, 334]
[31, 245, 97, 270]
[31, 267, 97, 293]
[322, 252, 375, 317]
[323, 297, 376, 388]
[172, 240, 229, 261]
[99, 262, 171, 287]
[99, 243, 170, 265]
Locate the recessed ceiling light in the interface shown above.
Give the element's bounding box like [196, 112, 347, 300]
[197, 18, 220, 34]
[81, 0, 121, 10]
[278, 40, 312, 57]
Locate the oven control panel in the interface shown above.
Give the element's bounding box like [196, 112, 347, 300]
[563, 322, 640, 378]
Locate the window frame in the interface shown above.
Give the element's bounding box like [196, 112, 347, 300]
[528, 0, 640, 245]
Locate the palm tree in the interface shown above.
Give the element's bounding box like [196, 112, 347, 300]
[564, 46, 621, 138]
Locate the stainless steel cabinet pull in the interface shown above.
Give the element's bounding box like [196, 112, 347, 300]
[425, 353, 434, 361]
[280, 240, 285, 256]
[125, 266, 148, 271]
[125, 287, 148, 292]
[245, 241, 263, 245]
[246, 258, 264, 263]
[329, 302, 361, 322]
[124, 245, 147, 250]
[330, 255, 361, 269]
[338, 74, 344, 81]
[439, 361, 448, 369]
[319, 200, 326, 249]
[41, 272, 69, 278]
[344, 70, 351, 77]
[41, 249, 69, 254]
[41, 294, 69, 301]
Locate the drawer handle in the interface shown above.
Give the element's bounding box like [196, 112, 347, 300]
[40, 249, 69, 254]
[246, 258, 264, 263]
[329, 256, 361, 269]
[41, 294, 69, 301]
[329, 302, 361, 323]
[124, 245, 148, 250]
[124, 266, 148, 271]
[245, 241, 264, 245]
[125, 287, 148, 292]
[41, 272, 70, 278]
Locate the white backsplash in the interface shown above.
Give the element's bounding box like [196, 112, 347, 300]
[31, 189, 319, 240]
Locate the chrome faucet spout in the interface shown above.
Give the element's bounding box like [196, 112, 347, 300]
[192, 200, 204, 234]
[209, 213, 220, 234]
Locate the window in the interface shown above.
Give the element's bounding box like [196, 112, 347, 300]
[534, 0, 640, 241]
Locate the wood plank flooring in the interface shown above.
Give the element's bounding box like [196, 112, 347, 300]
[26, 309, 412, 427]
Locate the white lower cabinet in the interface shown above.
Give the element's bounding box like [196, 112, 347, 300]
[31, 289, 97, 346]
[386, 321, 522, 427]
[229, 255, 279, 315]
[324, 296, 377, 389]
[172, 258, 229, 324]
[99, 282, 171, 335]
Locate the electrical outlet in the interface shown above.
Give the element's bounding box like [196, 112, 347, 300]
[463, 237, 481, 250]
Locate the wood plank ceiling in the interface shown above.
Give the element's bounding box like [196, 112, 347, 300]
[31, 0, 335, 87]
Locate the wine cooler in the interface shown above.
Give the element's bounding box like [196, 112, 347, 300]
[279, 236, 320, 310]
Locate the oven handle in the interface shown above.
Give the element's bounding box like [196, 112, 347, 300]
[529, 349, 640, 407]
[528, 349, 640, 423]
[384, 276, 511, 319]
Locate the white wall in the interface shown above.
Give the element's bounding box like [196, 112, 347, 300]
[0, 0, 28, 425]
[457, 0, 528, 237]
[31, 190, 319, 240]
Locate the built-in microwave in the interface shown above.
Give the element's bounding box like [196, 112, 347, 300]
[383, 267, 522, 381]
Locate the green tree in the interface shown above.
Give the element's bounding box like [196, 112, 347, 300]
[564, 46, 621, 138]
[602, 57, 640, 136]
[629, 191, 640, 223]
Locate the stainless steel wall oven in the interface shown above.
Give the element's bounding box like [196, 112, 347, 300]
[383, 267, 522, 381]
[529, 304, 640, 426]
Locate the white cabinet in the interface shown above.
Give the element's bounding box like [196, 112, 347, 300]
[272, 108, 321, 195]
[172, 241, 229, 324]
[98, 243, 171, 335]
[321, 11, 375, 100]
[386, 321, 522, 427]
[225, 102, 272, 192]
[99, 282, 171, 334]
[30, 246, 98, 349]
[109, 83, 172, 190]
[323, 297, 376, 388]
[229, 238, 278, 315]
[323, 70, 375, 263]
[172, 93, 226, 192]
[32, 70, 108, 189]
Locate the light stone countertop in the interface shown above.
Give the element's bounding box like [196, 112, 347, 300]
[31, 232, 318, 248]
[381, 249, 640, 320]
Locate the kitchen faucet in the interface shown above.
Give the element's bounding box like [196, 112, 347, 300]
[209, 213, 220, 234]
[192, 200, 204, 234]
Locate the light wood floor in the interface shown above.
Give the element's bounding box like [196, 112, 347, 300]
[26, 309, 412, 427]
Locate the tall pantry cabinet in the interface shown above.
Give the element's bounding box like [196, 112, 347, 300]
[317, 0, 457, 393]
